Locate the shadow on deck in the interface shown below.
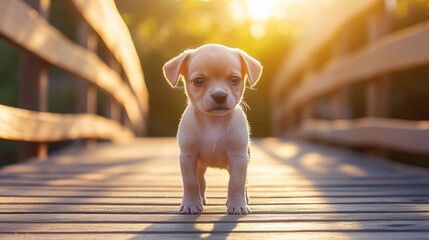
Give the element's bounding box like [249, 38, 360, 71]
[0, 138, 429, 239]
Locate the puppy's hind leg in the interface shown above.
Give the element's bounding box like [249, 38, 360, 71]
[197, 165, 207, 205]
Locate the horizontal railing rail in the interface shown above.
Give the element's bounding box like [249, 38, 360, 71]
[0, 0, 148, 159]
[282, 21, 429, 118]
[0, 104, 133, 142]
[301, 118, 429, 155]
[271, 0, 380, 116]
[271, 0, 429, 156]
[70, 0, 149, 123]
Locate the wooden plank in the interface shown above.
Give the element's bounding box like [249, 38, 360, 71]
[1, 213, 428, 223]
[0, 104, 133, 142]
[2, 196, 428, 205]
[299, 118, 429, 154]
[0, 0, 144, 130]
[1, 184, 428, 195]
[1, 179, 429, 189]
[70, 0, 149, 127]
[2, 178, 428, 187]
[0, 172, 414, 181]
[1, 186, 428, 198]
[1, 203, 428, 214]
[283, 20, 429, 117]
[0, 140, 415, 173]
[0, 173, 420, 182]
[0, 165, 402, 175]
[2, 189, 429, 198]
[2, 233, 429, 240]
[1, 138, 428, 238]
[1, 220, 429, 233]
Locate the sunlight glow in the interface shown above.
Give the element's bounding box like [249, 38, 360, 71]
[230, 0, 301, 39]
[246, 0, 288, 21]
[229, 0, 292, 22]
[338, 164, 367, 177]
[260, 138, 300, 159]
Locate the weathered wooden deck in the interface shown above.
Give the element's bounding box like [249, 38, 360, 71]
[1, 138, 429, 239]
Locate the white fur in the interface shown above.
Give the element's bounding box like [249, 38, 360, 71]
[163, 44, 262, 214]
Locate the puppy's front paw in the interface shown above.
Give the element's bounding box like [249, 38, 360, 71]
[180, 199, 203, 214]
[227, 203, 251, 215]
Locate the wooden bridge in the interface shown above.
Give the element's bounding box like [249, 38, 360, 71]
[0, 0, 429, 239]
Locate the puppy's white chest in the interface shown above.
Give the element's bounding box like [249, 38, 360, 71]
[198, 125, 228, 168]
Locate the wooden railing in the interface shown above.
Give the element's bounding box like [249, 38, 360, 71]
[0, 0, 148, 159]
[271, 0, 429, 155]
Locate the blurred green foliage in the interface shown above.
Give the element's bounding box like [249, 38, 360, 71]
[0, 41, 19, 107]
[115, 0, 295, 136]
[0, 40, 20, 166]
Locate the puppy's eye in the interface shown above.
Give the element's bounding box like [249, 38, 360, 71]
[193, 77, 205, 87]
[230, 76, 241, 85]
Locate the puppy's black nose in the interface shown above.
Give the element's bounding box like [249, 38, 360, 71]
[211, 91, 227, 104]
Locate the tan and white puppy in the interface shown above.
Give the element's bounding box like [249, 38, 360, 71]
[162, 44, 262, 214]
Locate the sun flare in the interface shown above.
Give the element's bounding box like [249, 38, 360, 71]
[230, 0, 301, 39]
[230, 0, 292, 23]
[246, 0, 287, 21]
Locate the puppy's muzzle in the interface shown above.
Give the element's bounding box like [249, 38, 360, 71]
[211, 91, 228, 104]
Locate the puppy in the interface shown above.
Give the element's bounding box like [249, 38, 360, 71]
[162, 44, 262, 214]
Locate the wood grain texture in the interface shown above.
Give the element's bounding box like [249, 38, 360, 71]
[0, 138, 428, 239]
[1, 213, 428, 223]
[2, 196, 428, 205]
[1, 204, 428, 214]
[0, 104, 133, 142]
[299, 118, 429, 154]
[0, 0, 144, 130]
[2, 233, 429, 240]
[70, 0, 149, 124]
[1, 221, 429, 232]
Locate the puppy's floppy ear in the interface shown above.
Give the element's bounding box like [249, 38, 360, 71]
[162, 50, 190, 88]
[237, 49, 263, 88]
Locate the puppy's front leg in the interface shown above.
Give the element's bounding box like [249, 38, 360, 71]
[227, 153, 250, 214]
[197, 165, 207, 205]
[179, 153, 203, 214]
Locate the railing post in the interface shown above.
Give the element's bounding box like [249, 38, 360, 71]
[300, 101, 314, 121]
[19, 0, 50, 160]
[330, 28, 351, 120]
[365, 3, 392, 156]
[367, 76, 390, 117]
[271, 108, 282, 137]
[106, 57, 121, 123]
[331, 87, 351, 119]
[76, 18, 98, 147]
[298, 58, 316, 125]
[366, 3, 392, 118]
